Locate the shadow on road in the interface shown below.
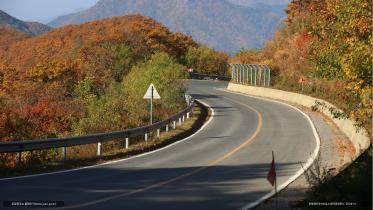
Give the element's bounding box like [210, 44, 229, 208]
[0, 162, 301, 210]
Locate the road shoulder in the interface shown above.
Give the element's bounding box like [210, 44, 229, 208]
[256, 105, 354, 210]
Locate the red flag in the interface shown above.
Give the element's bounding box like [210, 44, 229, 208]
[266, 152, 276, 186]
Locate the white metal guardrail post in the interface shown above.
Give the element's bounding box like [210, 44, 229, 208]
[259, 65, 264, 86]
[97, 142, 101, 156]
[241, 65, 244, 84]
[125, 138, 129, 149]
[245, 65, 249, 84]
[243, 65, 247, 84]
[237, 64, 240, 84]
[249, 65, 253, 85]
[234, 66, 236, 82]
[264, 65, 267, 86]
[258, 65, 261, 86]
[236, 65, 238, 83]
[235, 65, 238, 82]
[231, 64, 235, 81]
[231, 64, 234, 82]
[237, 64, 240, 83]
[241, 64, 244, 84]
[232, 65, 236, 81]
[252, 65, 255, 86]
[263, 65, 268, 87]
[233, 65, 236, 82]
[62, 147, 66, 161]
[265, 65, 271, 87]
[234, 64, 237, 82]
[255, 64, 260, 86]
[238, 65, 240, 84]
[257, 65, 260, 86]
[240, 64, 243, 84]
[255, 65, 258, 86]
[254, 65, 258, 86]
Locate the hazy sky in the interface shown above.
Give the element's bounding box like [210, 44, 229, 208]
[0, 0, 99, 23]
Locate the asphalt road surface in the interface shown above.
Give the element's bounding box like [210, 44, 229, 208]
[0, 80, 317, 210]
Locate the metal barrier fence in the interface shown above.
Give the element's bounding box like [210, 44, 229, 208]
[189, 72, 231, 81]
[0, 100, 195, 165]
[230, 64, 271, 87]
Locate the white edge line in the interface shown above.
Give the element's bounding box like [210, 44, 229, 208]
[215, 88, 320, 210]
[0, 99, 215, 181]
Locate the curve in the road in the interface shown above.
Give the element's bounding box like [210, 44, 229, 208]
[35, 99, 262, 210]
[218, 88, 320, 210]
[0, 80, 320, 210]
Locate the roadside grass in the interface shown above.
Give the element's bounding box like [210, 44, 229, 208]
[295, 147, 372, 210]
[0, 101, 209, 178]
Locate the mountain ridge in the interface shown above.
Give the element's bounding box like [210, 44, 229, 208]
[0, 10, 51, 36]
[48, 0, 286, 53]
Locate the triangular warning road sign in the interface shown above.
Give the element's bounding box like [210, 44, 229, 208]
[143, 83, 161, 99]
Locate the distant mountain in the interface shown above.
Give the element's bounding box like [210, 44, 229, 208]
[48, 0, 287, 53]
[0, 10, 51, 36]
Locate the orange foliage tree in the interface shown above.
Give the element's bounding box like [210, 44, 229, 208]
[0, 15, 198, 167]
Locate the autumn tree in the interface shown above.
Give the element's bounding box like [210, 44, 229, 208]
[72, 52, 187, 134]
[307, 0, 372, 130]
[185, 46, 229, 75]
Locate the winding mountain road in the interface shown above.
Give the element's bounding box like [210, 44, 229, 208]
[0, 80, 317, 210]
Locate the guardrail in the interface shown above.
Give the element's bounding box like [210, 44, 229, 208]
[230, 64, 271, 87]
[0, 99, 195, 165]
[189, 72, 231, 81]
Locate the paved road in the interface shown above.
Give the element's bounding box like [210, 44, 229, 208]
[0, 80, 317, 210]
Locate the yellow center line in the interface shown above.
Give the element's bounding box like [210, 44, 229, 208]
[209, 96, 263, 165]
[43, 95, 263, 210]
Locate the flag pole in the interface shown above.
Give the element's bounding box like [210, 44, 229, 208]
[272, 151, 278, 209]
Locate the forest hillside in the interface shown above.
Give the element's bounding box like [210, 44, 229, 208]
[0, 14, 229, 166]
